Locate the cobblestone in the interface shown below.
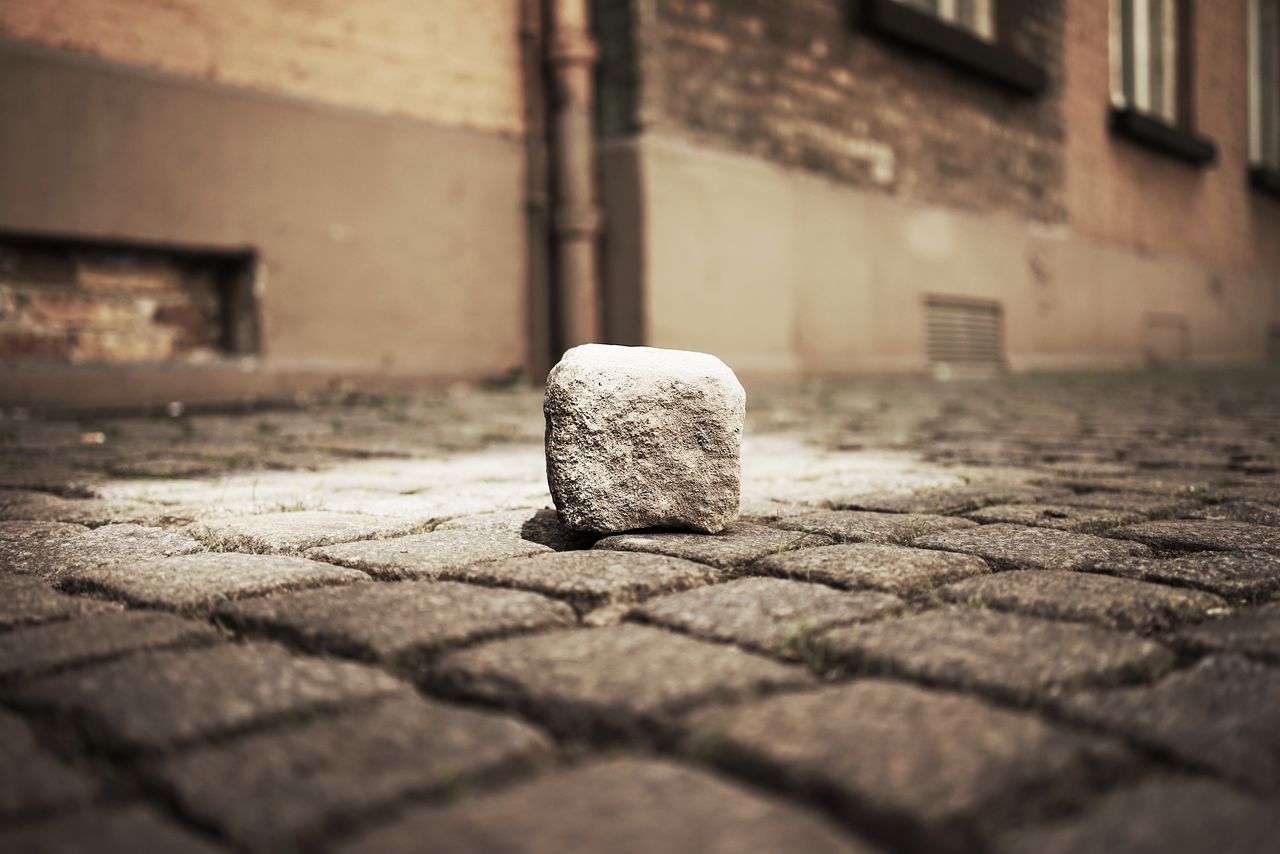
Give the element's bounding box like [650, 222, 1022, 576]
[307, 529, 552, 580]
[594, 522, 834, 569]
[60, 553, 368, 613]
[771, 510, 976, 544]
[436, 550, 720, 618]
[1057, 655, 1280, 790]
[683, 680, 1130, 852]
[993, 776, 1278, 854]
[152, 692, 552, 853]
[914, 524, 1153, 570]
[938, 571, 1227, 633]
[1086, 551, 1280, 602]
[1173, 601, 1280, 663]
[434, 507, 599, 550]
[0, 520, 89, 540]
[750, 543, 991, 595]
[0, 610, 219, 681]
[0, 575, 118, 631]
[0, 708, 94, 819]
[0, 524, 203, 580]
[216, 581, 575, 673]
[430, 624, 812, 741]
[1186, 500, 1280, 527]
[183, 511, 421, 554]
[630, 577, 902, 659]
[1110, 520, 1280, 554]
[963, 504, 1145, 534]
[335, 759, 869, 854]
[0, 805, 226, 853]
[813, 608, 1174, 703]
[1, 371, 1278, 848]
[13, 642, 403, 752]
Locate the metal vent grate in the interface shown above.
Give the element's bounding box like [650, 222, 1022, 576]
[925, 296, 1004, 379]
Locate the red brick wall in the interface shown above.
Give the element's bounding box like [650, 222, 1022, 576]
[0, 0, 525, 134]
[0, 241, 231, 365]
[1062, 1, 1280, 274]
[616, 0, 1067, 222]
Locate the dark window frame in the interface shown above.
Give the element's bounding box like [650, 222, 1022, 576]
[1108, 0, 1218, 167]
[858, 0, 1047, 95]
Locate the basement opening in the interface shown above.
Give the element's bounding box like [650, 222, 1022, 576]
[925, 295, 1006, 379]
[0, 232, 258, 366]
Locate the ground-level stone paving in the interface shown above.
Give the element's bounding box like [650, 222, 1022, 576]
[1, 369, 1280, 853]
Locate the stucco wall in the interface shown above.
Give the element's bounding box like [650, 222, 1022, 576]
[0, 0, 525, 135]
[0, 41, 527, 405]
[609, 133, 1278, 377]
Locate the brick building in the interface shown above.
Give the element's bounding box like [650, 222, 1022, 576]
[0, 1, 1277, 407]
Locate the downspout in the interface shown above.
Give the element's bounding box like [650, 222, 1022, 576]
[520, 0, 553, 378]
[546, 0, 603, 351]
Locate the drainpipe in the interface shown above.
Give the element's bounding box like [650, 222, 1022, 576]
[546, 0, 602, 352]
[520, 0, 553, 378]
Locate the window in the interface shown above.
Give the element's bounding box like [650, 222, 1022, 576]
[862, 0, 1045, 94]
[893, 0, 995, 42]
[1250, 0, 1280, 173]
[1106, 0, 1215, 164]
[1110, 0, 1180, 124]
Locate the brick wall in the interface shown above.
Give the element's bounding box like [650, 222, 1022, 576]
[0, 240, 240, 365]
[0, 0, 525, 135]
[610, 0, 1067, 222]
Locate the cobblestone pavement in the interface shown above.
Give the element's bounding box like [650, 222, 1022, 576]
[2, 369, 1279, 853]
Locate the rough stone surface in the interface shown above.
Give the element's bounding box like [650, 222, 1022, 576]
[0, 524, 203, 580]
[434, 507, 599, 550]
[0, 489, 149, 527]
[1053, 490, 1200, 516]
[306, 529, 552, 580]
[1058, 655, 1280, 790]
[0, 520, 89, 541]
[216, 580, 575, 669]
[544, 344, 746, 534]
[684, 680, 1129, 852]
[631, 577, 902, 659]
[993, 776, 1279, 854]
[0, 708, 94, 818]
[595, 522, 833, 570]
[913, 523, 1153, 570]
[183, 511, 420, 554]
[1174, 602, 1280, 663]
[0, 575, 118, 631]
[750, 543, 991, 595]
[1110, 520, 1280, 554]
[814, 608, 1174, 703]
[60, 552, 368, 613]
[439, 550, 720, 617]
[152, 692, 553, 853]
[335, 759, 869, 854]
[0, 610, 219, 681]
[430, 624, 812, 740]
[14, 642, 403, 752]
[1186, 500, 1280, 527]
[0, 805, 226, 853]
[938, 570, 1227, 633]
[963, 503, 1145, 534]
[772, 510, 977, 544]
[1086, 551, 1280, 602]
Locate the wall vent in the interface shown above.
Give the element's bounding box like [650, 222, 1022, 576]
[925, 295, 1005, 379]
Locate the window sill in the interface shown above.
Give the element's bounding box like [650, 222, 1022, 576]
[1108, 107, 1217, 166]
[1249, 165, 1280, 199]
[860, 0, 1047, 95]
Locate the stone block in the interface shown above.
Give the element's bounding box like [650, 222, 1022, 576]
[544, 344, 745, 533]
[335, 759, 869, 854]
